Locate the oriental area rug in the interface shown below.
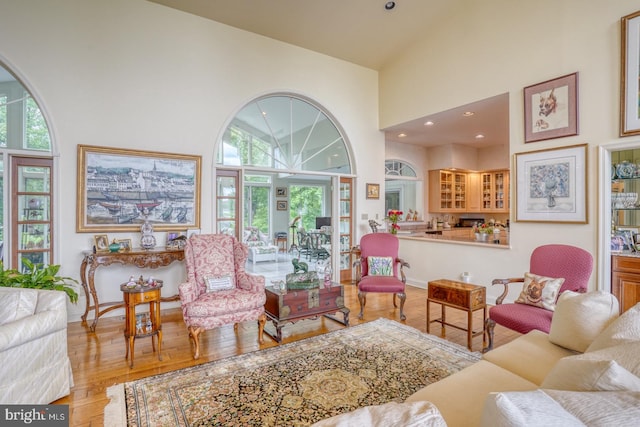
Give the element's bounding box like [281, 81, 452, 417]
[105, 318, 480, 426]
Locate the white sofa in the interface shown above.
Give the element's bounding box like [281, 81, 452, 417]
[243, 227, 278, 265]
[0, 287, 74, 404]
[314, 292, 640, 426]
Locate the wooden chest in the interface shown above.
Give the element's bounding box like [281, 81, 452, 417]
[427, 279, 485, 310]
[265, 284, 345, 322]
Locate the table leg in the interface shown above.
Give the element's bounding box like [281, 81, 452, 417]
[440, 303, 446, 338]
[467, 309, 473, 350]
[482, 305, 487, 348]
[426, 299, 431, 334]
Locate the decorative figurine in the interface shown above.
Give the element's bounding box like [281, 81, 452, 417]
[140, 208, 157, 250]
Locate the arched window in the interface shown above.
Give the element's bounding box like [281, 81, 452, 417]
[0, 61, 54, 268]
[217, 94, 351, 174]
[384, 160, 422, 218]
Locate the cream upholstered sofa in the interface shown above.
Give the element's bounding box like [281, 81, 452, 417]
[243, 227, 278, 265]
[0, 287, 74, 403]
[314, 292, 640, 427]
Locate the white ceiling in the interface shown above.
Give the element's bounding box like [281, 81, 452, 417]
[154, 1, 511, 149]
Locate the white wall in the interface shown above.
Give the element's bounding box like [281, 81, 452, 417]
[380, 0, 636, 299]
[0, 0, 383, 320]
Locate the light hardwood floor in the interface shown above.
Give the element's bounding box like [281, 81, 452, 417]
[55, 283, 520, 426]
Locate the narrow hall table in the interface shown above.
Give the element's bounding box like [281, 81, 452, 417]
[79, 248, 184, 332]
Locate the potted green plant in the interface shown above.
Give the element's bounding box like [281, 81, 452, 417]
[0, 259, 79, 303]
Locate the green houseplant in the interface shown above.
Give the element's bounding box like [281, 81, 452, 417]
[0, 259, 79, 303]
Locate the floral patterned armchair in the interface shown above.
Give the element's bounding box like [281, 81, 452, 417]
[178, 234, 267, 359]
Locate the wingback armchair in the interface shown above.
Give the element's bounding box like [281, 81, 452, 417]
[355, 233, 410, 320]
[484, 244, 593, 351]
[178, 234, 267, 359]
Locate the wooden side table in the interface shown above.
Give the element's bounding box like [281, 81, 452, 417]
[427, 279, 486, 351]
[275, 235, 288, 253]
[121, 282, 163, 368]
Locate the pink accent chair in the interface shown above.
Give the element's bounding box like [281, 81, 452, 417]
[355, 233, 410, 320]
[178, 234, 267, 359]
[484, 244, 593, 352]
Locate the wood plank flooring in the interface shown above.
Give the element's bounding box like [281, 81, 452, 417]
[55, 283, 520, 426]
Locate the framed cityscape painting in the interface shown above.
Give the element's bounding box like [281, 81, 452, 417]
[515, 144, 587, 223]
[76, 145, 201, 232]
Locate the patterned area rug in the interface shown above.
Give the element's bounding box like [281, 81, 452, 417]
[109, 318, 480, 426]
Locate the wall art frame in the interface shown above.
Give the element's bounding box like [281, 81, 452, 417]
[621, 10, 640, 136]
[524, 72, 578, 143]
[366, 183, 380, 199]
[276, 200, 288, 211]
[515, 144, 587, 223]
[275, 187, 287, 197]
[77, 145, 201, 232]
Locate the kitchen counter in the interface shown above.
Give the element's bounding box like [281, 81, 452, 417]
[398, 228, 510, 248]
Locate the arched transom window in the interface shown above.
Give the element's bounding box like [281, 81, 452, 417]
[217, 94, 350, 174]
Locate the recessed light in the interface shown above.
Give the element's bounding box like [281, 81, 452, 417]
[475, 134, 485, 139]
[463, 111, 474, 117]
[424, 121, 434, 126]
[398, 133, 407, 138]
[384, 1, 396, 11]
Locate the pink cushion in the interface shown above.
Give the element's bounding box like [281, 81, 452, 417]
[489, 303, 554, 334]
[184, 288, 266, 318]
[358, 275, 405, 293]
[360, 233, 400, 277]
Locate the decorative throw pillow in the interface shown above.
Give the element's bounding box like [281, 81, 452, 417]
[514, 272, 565, 311]
[548, 291, 620, 352]
[311, 401, 447, 427]
[541, 357, 640, 391]
[368, 256, 393, 276]
[205, 275, 235, 292]
[586, 302, 640, 352]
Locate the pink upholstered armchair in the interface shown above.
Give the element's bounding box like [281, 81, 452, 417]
[484, 244, 593, 351]
[355, 233, 410, 320]
[178, 234, 266, 359]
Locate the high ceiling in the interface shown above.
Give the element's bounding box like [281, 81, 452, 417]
[147, 0, 509, 149]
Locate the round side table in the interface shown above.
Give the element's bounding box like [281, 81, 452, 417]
[120, 282, 163, 368]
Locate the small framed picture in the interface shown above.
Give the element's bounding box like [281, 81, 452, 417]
[166, 231, 186, 249]
[277, 200, 288, 211]
[94, 234, 109, 252]
[523, 72, 578, 143]
[276, 187, 287, 197]
[116, 238, 132, 252]
[611, 231, 634, 253]
[366, 183, 380, 199]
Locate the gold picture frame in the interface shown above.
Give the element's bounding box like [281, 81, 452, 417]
[366, 183, 380, 199]
[77, 145, 201, 232]
[93, 234, 109, 252]
[621, 10, 640, 136]
[116, 238, 132, 252]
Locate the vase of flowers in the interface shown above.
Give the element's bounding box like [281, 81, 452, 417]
[386, 209, 403, 235]
[473, 223, 494, 242]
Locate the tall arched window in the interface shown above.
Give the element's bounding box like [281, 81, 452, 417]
[216, 93, 355, 281]
[0, 61, 54, 269]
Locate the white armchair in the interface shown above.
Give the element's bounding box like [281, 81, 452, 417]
[0, 288, 73, 403]
[243, 227, 278, 265]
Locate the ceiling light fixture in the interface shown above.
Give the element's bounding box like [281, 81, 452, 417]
[384, 1, 396, 11]
[475, 134, 485, 139]
[424, 121, 434, 126]
[463, 111, 474, 117]
[398, 133, 407, 137]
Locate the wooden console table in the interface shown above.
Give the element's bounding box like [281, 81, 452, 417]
[80, 248, 184, 332]
[427, 278, 486, 351]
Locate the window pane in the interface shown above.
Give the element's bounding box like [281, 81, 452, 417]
[217, 176, 236, 196]
[217, 199, 236, 218]
[19, 223, 50, 250]
[19, 195, 50, 221]
[0, 94, 6, 147]
[24, 96, 50, 151]
[18, 166, 50, 192]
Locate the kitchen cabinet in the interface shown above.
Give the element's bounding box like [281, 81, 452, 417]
[611, 255, 640, 313]
[429, 169, 508, 214]
[429, 170, 467, 213]
[480, 170, 509, 213]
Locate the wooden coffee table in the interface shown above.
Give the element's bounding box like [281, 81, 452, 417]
[264, 282, 349, 342]
[427, 279, 486, 351]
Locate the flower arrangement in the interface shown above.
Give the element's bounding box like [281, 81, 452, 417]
[386, 209, 403, 234]
[473, 223, 495, 234]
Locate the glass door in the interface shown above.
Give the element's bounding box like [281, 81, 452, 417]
[12, 157, 52, 271]
[216, 169, 239, 238]
[339, 177, 353, 282]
